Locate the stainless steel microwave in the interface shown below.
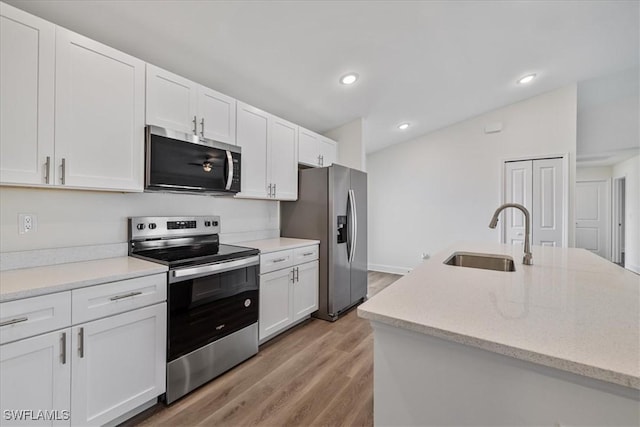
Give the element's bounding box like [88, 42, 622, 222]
[145, 125, 241, 195]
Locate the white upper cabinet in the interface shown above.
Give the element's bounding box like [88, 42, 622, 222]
[269, 117, 298, 200]
[298, 127, 337, 167]
[236, 102, 298, 200]
[319, 136, 337, 167]
[197, 85, 237, 143]
[146, 64, 198, 134]
[0, 3, 55, 186]
[236, 102, 270, 198]
[55, 27, 145, 191]
[146, 64, 236, 144]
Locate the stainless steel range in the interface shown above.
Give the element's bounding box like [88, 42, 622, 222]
[128, 216, 259, 404]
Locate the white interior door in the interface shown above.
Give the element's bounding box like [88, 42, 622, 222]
[532, 158, 564, 247]
[576, 180, 611, 260]
[504, 160, 533, 245]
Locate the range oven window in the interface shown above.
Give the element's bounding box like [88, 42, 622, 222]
[168, 263, 258, 361]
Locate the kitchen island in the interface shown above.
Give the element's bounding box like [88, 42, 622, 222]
[358, 242, 640, 426]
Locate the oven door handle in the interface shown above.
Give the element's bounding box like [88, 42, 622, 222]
[170, 255, 259, 283]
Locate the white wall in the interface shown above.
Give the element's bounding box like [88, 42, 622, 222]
[0, 187, 279, 252]
[577, 67, 640, 156]
[576, 166, 613, 181]
[367, 86, 577, 272]
[612, 155, 640, 274]
[323, 118, 366, 171]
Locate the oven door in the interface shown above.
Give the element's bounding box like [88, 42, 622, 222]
[145, 125, 241, 195]
[167, 257, 259, 362]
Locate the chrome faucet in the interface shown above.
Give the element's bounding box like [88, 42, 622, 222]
[489, 203, 533, 265]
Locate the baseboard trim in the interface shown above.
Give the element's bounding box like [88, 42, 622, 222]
[368, 263, 413, 275]
[625, 263, 640, 275]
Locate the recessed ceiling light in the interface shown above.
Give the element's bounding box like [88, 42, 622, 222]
[398, 123, 410, 130]
[340, 73, 359, 85]
[517, 74, 536, 84]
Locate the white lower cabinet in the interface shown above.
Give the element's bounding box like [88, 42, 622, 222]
[0, 274, 167, 427]
[259, 245, 319, 343]
[71, 303, 166, 426]
[0, 329, 71, 426]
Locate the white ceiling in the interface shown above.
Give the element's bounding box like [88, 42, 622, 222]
[7, 0, 639, 153]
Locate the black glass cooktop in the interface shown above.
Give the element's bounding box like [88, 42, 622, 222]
[133, 243, 259, 268]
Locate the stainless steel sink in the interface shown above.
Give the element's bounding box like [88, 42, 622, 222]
[443, 251, 516, 272]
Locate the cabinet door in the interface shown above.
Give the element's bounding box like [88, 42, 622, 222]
[0, 3, 55, 186]
[146, 64, 198, 134]
[298, 127, 320, 167]
[197, 86, 236, 144]
[236, 102, 269, 198]
[532, 158, 565, 247]
[0, 329, 71, 426]
[319, 137, 337, 167]
[259, 269, 294, 342]
[504, 160, 533, 245]
[293, 261, 319, 321]
[55, 28, 144, 191]
[71, 303, 166, 427]
[269, 117, 298, 200]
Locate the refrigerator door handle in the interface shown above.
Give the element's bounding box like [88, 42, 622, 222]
[348, 189, 358, 263]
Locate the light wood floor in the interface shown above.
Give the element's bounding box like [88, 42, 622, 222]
[128, 271, 402, 427]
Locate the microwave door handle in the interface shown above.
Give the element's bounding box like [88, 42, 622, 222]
[225, 151, 233, 190]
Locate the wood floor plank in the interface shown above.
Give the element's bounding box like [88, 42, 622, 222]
[130, 271, 402, 427]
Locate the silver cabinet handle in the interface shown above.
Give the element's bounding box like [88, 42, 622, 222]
[290, 268, 295, 283]
[267, 183, 272, 197]
[273, 183, 276, 198]
[60, 332, 67, 365]
[318, 155, 322, 166]
[192, 115, 197, 135]
[44, 156, 51, 184]
[0, 317, 28, 327]
[273, 257, 287, 263]
[295, 266, 299, 282]
[321, 155, 324, 166]
[303, 252, 314, 256]
[200, 117, 205, 137]
[78, 327, 84, 358]
[110, 291, 142, 301]
[61, 158, 66, 185]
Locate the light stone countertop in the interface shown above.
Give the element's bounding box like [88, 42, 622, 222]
[0, 257, 168, 302]
[240, 237, 320, 254]
[358, 242, 640, 390]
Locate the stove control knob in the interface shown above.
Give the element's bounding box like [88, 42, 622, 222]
[204, 221, 211, 227]
[149, 223, 157, 230]
[136, 223, 145, 230]
[244, 299, 251, 308]
[213, 221, 219, 227]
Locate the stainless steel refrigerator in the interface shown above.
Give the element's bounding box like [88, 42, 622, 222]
[281, 164, 367, 321]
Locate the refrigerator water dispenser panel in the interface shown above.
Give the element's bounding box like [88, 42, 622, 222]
[337, 216, 348, 243]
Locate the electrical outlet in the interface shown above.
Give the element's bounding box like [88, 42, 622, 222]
[18, 213, 37, 234]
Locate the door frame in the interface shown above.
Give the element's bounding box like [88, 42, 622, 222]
[500, 153, 570, 247]
[612, 176, 626, 265]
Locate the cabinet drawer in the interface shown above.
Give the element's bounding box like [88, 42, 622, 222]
[293, 245, 319, 264]
[260, 250, 294, 274]
[72, 274, 166, 324]
[0, 291, 71, 344]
